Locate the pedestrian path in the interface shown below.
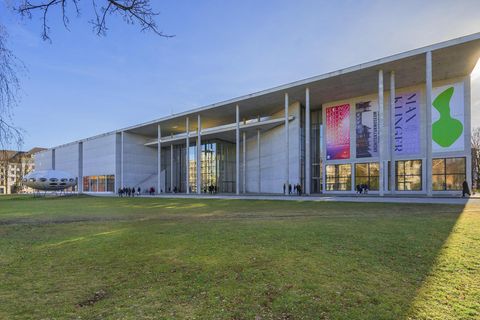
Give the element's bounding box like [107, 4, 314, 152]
[91, 192, 476, 205]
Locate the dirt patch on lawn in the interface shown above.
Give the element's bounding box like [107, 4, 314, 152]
[76, 289, 107, 307]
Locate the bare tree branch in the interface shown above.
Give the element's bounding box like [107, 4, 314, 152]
[16, 0, 173, 41]
[0, 27, 25, 150]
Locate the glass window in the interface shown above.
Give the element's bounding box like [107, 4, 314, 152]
[90, 176, 98, 192]
[98, 176, 106, 192]
[311, 110, 323, 193]
[432, 157, 466, 191]
[396, 160, 422, 191]
[83, 177, 89, 191]
[355, 162, 379, 191]
[82, 175, 115, 192]
[107, 175, 115, 192]
[326, 164, 351, 191]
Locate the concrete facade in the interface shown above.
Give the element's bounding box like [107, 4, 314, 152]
[33, 33, 480, 196]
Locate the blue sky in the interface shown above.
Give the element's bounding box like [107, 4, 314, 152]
[1, 0, 480, 150]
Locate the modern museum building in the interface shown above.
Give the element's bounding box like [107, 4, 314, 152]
[35, 33, 480, 196]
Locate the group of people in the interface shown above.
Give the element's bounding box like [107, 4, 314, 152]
[355, 184, 370, 194]
[283, 183, 303, 196]
[206, 184, 217, 194]
[118, 187, 140, 197]
[118, 186, 157, 196]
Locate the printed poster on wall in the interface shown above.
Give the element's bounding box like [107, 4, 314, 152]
[355, 100, 379, 158]
[326, 104, 350, 160]
[432, 82, 464, 153]
[394, 92, 420, 155]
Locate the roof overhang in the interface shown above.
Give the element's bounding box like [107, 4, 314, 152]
[49, 32, 480, 149]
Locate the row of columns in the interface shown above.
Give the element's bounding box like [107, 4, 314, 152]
[152, 92, 296, 195]
[149, 51, 433, 196]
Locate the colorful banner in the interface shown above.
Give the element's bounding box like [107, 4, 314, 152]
[394, 92, 420, 155]
[355, 100, 379, 158]
[432, 82, 464, 152]
[326, 104, 350, 160]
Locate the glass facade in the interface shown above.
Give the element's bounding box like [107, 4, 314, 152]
[162, 144, 187, 193]
[326, 164, 351, 191]
[395, 160, 422, 191]
[163, 140, 236, 193]
[311, 110, 323, 193]
[83, 175, 115, 192]
[355, 162, 380, 190]
[432, 157, 466, 191]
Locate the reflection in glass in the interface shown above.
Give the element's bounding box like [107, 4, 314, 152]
[432, 157, 466, 191]
[326, 164, 351, 191]
[395, 160, 422, 191]
[355, 162, 379, 191]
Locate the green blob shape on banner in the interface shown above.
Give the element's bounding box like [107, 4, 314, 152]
[432, 87, 463, 147]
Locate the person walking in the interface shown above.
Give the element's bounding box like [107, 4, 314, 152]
[283, 183, 286, 195]
[462, 180, 471, 198]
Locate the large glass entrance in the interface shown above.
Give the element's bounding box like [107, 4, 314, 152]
[162, 139, 236, 193]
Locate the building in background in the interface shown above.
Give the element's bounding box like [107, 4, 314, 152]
[0, 148, 46, 194]
[34, 33, 480, 196]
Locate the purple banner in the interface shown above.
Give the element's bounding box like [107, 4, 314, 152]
[394, 92, 420, 155]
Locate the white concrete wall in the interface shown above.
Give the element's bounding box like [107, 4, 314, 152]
[83, 133, 116, 176]
[244, 102, 301, 193]
[54, 143, 79, 176]
[34, 150, 53, 171]
[122, 132, 158, 191]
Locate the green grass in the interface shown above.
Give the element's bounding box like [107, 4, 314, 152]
[0, 195, 478, 319]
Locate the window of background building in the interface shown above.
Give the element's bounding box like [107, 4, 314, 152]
[432, 157, 466, 191]
[355, 162, 380, 190]
[326, 164, 351, 191]
[396, 160, 422, 191]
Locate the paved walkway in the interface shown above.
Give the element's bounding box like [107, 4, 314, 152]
[92, 192, 479, 205]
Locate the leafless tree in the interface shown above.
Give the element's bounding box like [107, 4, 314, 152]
[16, 0, 173, 41]
[471, 127, 480, 190]
[0, 0, 171, 149]
[0, 27, 24, 151]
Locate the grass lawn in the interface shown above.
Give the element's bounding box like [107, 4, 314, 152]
[0, 195, 478, 319]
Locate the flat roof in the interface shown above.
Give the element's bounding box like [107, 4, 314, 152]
[44, 32, 480, 151]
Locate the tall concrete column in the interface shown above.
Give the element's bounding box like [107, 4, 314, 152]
[257, 129, 261, 193]
[197, 114, 202, 194]
[157, 125, 161, 194]
[185, 117, 190, 194]
[426, 51, 433, 196]
[321, 125, 326, 193]
[78, 142, 83, 193]
[305, 87, 311, 195]
[170, 144, 174, 193]
[243, 130, 246, 193]
[236, 105, 240, 195]
[121, 132, 124, 188]
[52, 149, 56, 170]
[465, 75, 473, 191]
[390, 71, 396, 194]
[285, 93, 289, 195]
[378, 70, 384, 196]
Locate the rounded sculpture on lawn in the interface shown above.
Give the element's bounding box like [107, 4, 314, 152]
[22, 170, 77, 191]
